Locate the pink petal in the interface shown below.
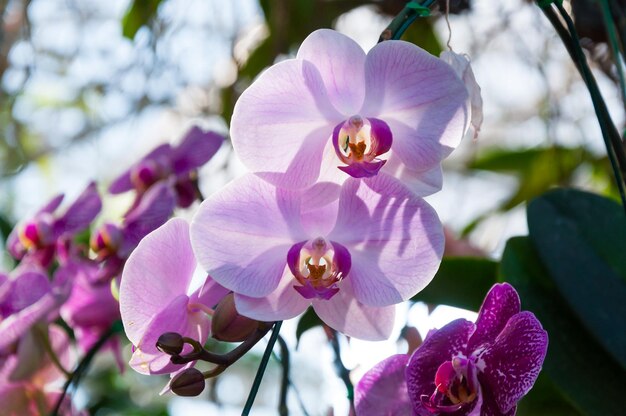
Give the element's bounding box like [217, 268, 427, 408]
[312, 278, 395, 340]
[171, 126, 224, 174]
[383, 155, 443, 197]
[330, 175, 444, 306]
[55, 182, 102, 236]
[234, 267, 309, 322]
[190, 174, 306, 297]
[120, 218, 196, 346]
[355, 354, 412, 416]
[363, 40, 469, 171]
[297, 29, 366, 115]
[230, 59, 342, 189]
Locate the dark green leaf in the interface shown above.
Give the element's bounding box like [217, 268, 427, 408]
[516, 373, 582, 416]
[295, 307, 323, 347]
[122, 0, 163, 39]
[500, 237, 626, 416]
[0, 212, 14, 243]
[411, 257, 498, 311]
[528, 188, 626, 368]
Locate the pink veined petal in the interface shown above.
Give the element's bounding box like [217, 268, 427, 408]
[330, 175, 444, 306]
[190, 174, 307, 297]
[296, 29, 366, 115]
[234, 266, 309, 322]
[171, 126, 224, 174]
[382, 155, 443, 197]
[355, 354, 412, 416]
[312, 278, 396, 341]
[478, 311, 548, 414]
[231, 58, 343, 189]
[129, 346, 181, 376]
[362, 40, 469, 171]
[195, 276, 230, 309]
[467, 283, 521, 352]
[120, 218, 197, 346]
[405, 319, 476, 412]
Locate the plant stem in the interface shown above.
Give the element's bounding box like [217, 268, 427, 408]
[50, 321, 122, 416]
[242, 321, 282, 416]
[276, 335, 290, 416]
[378, 0, 435, 42]
[598, 0, 626, 112]
[330, 330, 354, 414]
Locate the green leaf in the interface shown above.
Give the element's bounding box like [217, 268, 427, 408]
[295, 307, 323, 347]
[516, 373, 582, 416]
[469, 146, 591, 209]
[411, 257, 498, 311]
[0, 212, 14, 244]
[122, 0, 163, 39]
[500, 237, 626, 416]
[527, 188, 626, 368]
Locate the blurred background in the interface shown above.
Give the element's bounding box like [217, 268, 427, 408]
[0, 0, 623, 414]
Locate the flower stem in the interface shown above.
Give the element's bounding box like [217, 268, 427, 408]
[378, 0, 435, 43]
[330, 330, 355, 414]
[276, 335, 290, 416]
[34, 326, 71, 378]
[598, 0, 626, 112]
[242, 321, 282, 416]
[50, 320, 122, 416]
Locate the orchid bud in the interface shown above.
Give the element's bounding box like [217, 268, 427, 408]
[170, 368, 206, 397]
[211, 293, 259, 342]
[156, 332, 184, 355]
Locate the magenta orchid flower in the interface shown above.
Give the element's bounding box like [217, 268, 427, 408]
[119, 218, 228, 375]
[91, 182, 176, 282]
[190, 173, 444, 341]
[230, 29, 469, 195]
[109, 126, 224, 208]
[7, 182, 101, 267]
[0, 265, 72, 353]
[355, 283, 548, 415]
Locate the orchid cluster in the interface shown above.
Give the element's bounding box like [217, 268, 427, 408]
[0, 24, 549, 415]
[0, 127, 223, 414]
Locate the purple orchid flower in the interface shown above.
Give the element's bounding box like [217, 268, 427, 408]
[109, 126, 224, 208]
[7, 182, 101, 267]
[230, 29, 469, 195]
[355, 283, 548, 416]
[91, 182, 176, 282]
[190, 173, 444, 341]
[119, 218, 229, 375]
[0, 266, 72, 354]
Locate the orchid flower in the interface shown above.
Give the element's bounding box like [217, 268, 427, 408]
[230, 29, 469, 195]
[109, 126, 224, 208]
[119, 218, 228, 375]
[91, 182, 176, 282]
[190, 173, 444, 340]
[7, 182, 101, 267]
[355, 283, 548, 415]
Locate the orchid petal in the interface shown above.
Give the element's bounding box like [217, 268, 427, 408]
[55, 182, 102, 236]
[297, 29, 366, 115]
[38, 194, 65, 215]
[312, 278, 395, 341]
[355, 354, 412, 416]
[120, 218, 196, 346]
[363, 40, 469, 171]
[109, 144, 172, 194]
[191, 174, 306, 297]
[331, 175, 444, 306]
[171, 127, 224, 174]
[478, 311, 548, 414]
[383, 155, 443, 197]
[468, 283, 521, 352]
[231, 59, 342, 189]
[405, 319, 475, 411]
[234, 267, 309, 322]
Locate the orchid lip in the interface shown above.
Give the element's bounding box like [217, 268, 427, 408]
[287, 238, 351, 300]
[332, 116, 392, 179]
[421, 356, 479, 414]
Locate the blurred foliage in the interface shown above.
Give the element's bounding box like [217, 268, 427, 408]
[122, 0, 164, 39]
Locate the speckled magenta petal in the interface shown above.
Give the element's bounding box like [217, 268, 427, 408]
[230, 58, 342, 189]
[406, 319, 475, 411]
[190, 174, 307, 297]
[312, 278, 395, 341]
[297, 29, 366, 115]
[355, 354, 412, 416]
[120, 218, 197, 346]
[330, 175, 444, 306]
[478, 311, 548, 414]
[363, 40, 469, 172]
[468, 283, 521, 352]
